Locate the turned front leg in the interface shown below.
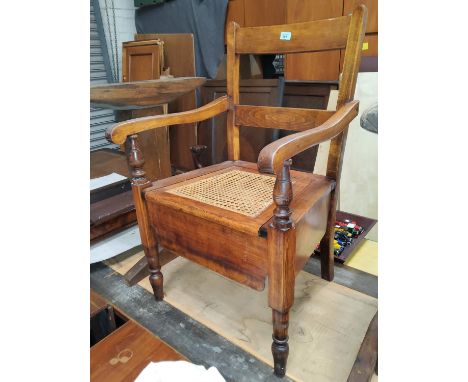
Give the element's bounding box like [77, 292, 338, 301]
[128, 134, 164, 300]
[272, 310, 290, 377]
[267, 159, 295, 378]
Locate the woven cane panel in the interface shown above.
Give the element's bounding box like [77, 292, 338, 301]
[167, 169, 275, 217]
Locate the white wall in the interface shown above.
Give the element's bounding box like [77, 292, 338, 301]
[97, 0, 137, 81]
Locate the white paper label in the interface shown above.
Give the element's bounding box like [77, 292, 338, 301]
[280, 31, 292, 40]
[347, 223, 356, 229]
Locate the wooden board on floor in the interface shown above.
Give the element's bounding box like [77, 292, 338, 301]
[90, 320, 186, 382]
[106, 251, 377, 382]
[345, 239, 378, 276]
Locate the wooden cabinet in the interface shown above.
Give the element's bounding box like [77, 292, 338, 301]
[244, 0, 285, 27]
[285, 0, 343, 81]
[122, 40, 162, 82]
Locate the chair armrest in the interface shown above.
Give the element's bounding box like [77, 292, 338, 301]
[106, 95, 229, 145]
[257, 100, 359, 174]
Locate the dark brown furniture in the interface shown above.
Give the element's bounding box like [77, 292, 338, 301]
[90, 290, 186, 382]
[106, 6, 367, 377]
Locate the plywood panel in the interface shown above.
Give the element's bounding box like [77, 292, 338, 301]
[285, 0, 343, 81]
[107, 252, 378, 382]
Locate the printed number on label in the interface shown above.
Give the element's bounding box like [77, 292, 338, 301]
[280, 32, 292, 40]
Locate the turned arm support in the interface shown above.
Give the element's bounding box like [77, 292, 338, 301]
[257, 100, 359, 175]
[106, 95, 229, 145]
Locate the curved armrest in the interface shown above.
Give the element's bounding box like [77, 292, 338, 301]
[257, 100, 359, 174]
[106, 95, 229, 145]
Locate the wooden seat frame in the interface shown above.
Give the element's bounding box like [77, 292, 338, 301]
[106, 5, 367, 378]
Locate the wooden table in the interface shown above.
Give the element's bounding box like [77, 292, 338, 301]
[90, 77, 206, 110]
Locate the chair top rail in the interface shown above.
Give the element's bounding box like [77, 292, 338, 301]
[235, 15, 351, 55]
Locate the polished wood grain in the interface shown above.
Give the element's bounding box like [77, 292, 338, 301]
[90, 77, 205, 110]
[235, 16, 351, 54]
[267, 160, 295, 376]
[235, 105, 334, 131]
[106, 96, 229, 145]
[257, 100, 359, 174]
[150, 203, 268, 291]
[90, 320, 186, 382]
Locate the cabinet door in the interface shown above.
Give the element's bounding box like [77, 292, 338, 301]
[244, 0, 285, 27]
[285, 0, 343, 81]
[343, 0, 378, 33]
[122, 43, 161, 82]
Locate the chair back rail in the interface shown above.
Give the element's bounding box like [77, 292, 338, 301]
[235, 105, 334, 132]
[226, 5, 367, 182]
[235, 16, 351, 55]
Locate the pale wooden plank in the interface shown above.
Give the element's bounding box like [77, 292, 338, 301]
[107, 252, 377, 382]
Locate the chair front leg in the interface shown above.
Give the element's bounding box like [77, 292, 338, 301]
[128, 134, 164, 300]
[267, 159, 295, 377]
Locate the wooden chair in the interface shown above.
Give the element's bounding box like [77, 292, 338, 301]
[106, 6, 367, 377]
